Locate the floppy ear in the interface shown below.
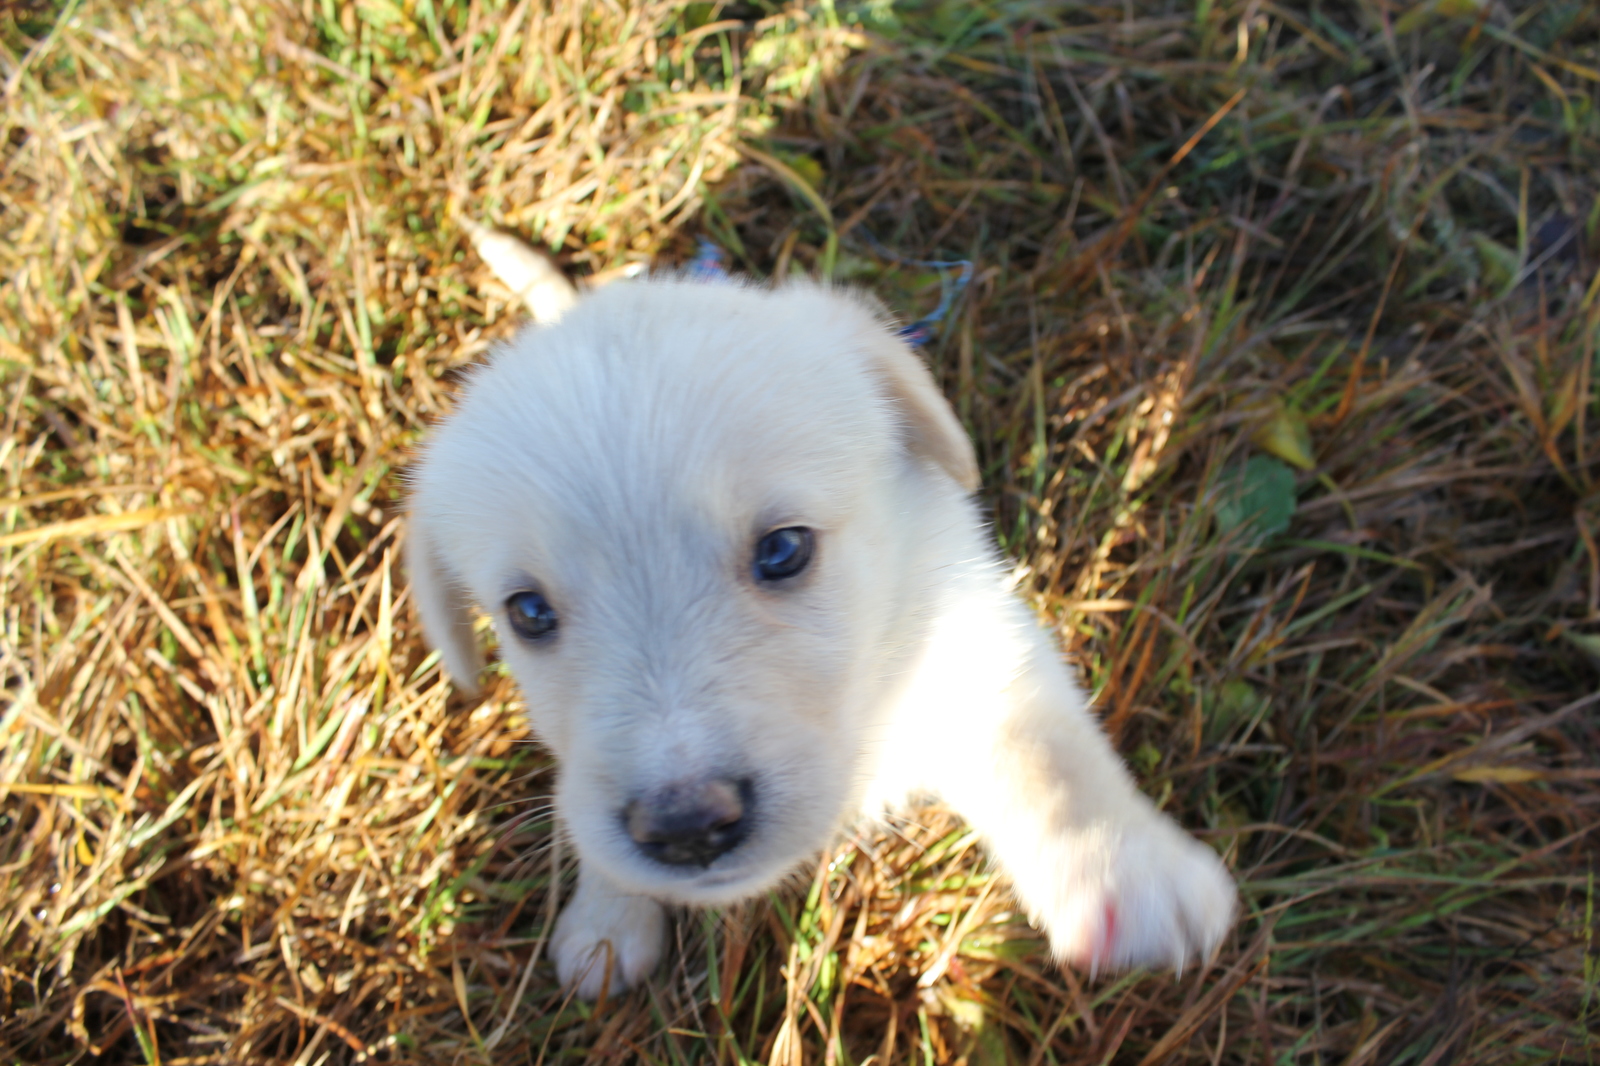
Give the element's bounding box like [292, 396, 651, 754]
[405, 513, 485, 695]
[868, 332, 980, 492]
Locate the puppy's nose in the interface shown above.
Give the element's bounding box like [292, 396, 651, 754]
[625, 778, 749, 868]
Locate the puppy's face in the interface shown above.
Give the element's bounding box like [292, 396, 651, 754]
[409, 282, 975, 903]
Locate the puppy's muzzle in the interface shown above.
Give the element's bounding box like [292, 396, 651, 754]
[624, 778, 751, 868]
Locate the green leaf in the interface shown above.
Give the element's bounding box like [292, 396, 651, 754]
[1215, 456, 1297, 544]
[774, 150, 825, 196]
[1562, 629, 1600, 666]
[1470, 233, 1519, 293]
[356, 0, 407, 29]
[1206, 678, 1263, 741]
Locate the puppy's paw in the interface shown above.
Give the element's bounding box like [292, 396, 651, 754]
[550, 879, 666, 999]
[1030, 817, 1235, 975]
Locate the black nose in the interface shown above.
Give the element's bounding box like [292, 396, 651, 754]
[625, 778, 750, 868]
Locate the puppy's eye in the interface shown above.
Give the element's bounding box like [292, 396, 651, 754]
[505, 590, 559, 641]
[753, 527, 814, 582]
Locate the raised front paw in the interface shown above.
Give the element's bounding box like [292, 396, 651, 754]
[550, 875, 666, 999]
[1027, 816, 1236, 975]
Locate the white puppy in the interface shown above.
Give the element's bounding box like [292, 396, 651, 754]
[407, 270, 1235, 999]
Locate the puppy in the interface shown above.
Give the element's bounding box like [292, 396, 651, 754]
[407, 269, 1235, 999]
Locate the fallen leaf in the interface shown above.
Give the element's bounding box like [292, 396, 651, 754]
[1251, 403, 1316, 470]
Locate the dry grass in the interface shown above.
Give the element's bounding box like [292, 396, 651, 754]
[2, 0, 1598, 1063]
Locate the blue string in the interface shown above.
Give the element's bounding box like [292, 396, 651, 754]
[687, 238, 732, 283]
[685, 236, 972, 348]
[892, 258, 973, 347]
[850, 229, 974, 346]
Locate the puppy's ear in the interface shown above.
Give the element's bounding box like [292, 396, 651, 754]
[870, 334, 981, 492]
[405, 515, 485, 695]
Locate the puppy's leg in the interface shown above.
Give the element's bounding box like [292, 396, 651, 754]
[460, 220, 577, 324]
[936, 617, 1236, 974]
[550, 864, 666, 999]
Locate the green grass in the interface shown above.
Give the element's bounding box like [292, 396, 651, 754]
[1, 0, 1597, 1063]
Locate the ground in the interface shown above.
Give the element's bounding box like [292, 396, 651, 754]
[1, 1, 1597, 1063]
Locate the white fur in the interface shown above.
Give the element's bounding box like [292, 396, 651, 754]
[407, 271, 1235, 999]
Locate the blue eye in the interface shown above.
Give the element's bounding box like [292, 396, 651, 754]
[753, 527, 814, 582]
[505, 590, 558, 641]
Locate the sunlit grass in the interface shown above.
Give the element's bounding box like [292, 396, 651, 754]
[2, 0, 1597, 1062]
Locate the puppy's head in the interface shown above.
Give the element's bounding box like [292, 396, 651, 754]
[407, 280, 976, 903]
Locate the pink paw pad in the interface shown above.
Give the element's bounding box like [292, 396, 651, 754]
[1067, 901, 1120, 972]
[1101, 902, 1118, 958]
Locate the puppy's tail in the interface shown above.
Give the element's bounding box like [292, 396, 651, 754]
[462, 219, 578, 325]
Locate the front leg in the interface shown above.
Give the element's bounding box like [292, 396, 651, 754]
[941, 624, 1236, 974]
[549, 863, 666, 998]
